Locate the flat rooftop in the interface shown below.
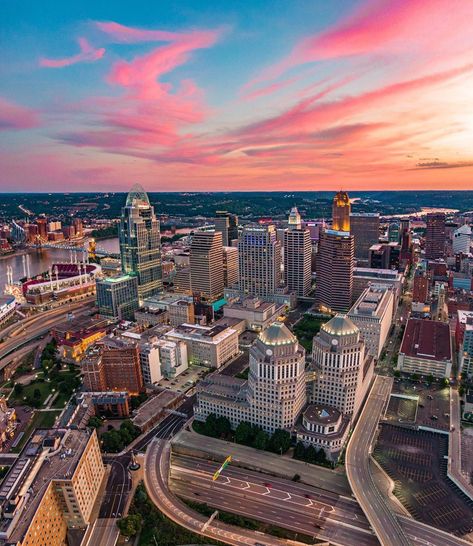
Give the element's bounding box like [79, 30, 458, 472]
[1, 429, 92, 543]
[400, 319, 452, 362]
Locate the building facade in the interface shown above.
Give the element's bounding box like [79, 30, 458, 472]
[190, 231, 224, 302]
[214, 211, 239, 246]
[166, 323, 239, 368]
[223, 246, 239, 288]
[425, 213, 446, 260]
[315, 229, 354, 313]
[453, 224, 472, 255]
[284, 208, 312, 297]
[96, 274, 139, 321]
[350, 213, 380, 263]
[397, 318, 452, 378]
[195, 322, 306, 433]
[119, 183, 162, 301]
[238, 224, 282, 297]
[347, 284, 394, 359]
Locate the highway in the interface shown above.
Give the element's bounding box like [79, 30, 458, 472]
[0, 299, 95, 365]
[448, 388, 473, 500]
[145, 439, 297, 546]
[346, 375, 411, 546]
[170, 453, 376, 546]
[169, 451, 473, 546]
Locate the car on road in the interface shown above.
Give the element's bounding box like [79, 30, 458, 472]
[431, 415, 438, 420]
[263, 482, 271, 488]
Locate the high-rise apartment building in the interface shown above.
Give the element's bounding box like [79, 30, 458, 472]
[119, 183, 162, 301]
[238, 224, 281, 297]
[96, 274, 139, 321]
[315, 229, 354, 313]
[425, 213, 446, 260]
[223, 246, 239, 287]
[350, 213, 380, 262]
[195, 322, 306, 433]
[190, 231, 224, 302]
[332, 191, 351, 232]
[284, 207, 311, 296]
[214, 211, 239, 246]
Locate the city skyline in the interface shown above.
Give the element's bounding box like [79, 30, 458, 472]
[2, 0, 473, 192]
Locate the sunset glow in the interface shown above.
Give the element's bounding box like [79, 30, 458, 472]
[1, 0, 473, 191]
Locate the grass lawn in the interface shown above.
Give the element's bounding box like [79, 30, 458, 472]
[235, 367, 249, 380]
[293, 315, 328, 352]
[10, 370, 80, 407]
[12, 410, 61, 453]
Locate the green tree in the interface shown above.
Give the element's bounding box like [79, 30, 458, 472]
[204, 413, 219, 437]
[254, 430, 269, 450]
[426, 374, 434, 385]
[215, 416, 232, 438]
[235, 421, 253, 445]
[306, 445, 317, 463]
[88, 416, 102, 429]
[293, 441, 306, 460]
[13, 383, 24, 396]
[102, 430, 124, 453]
[117, 514, 142, 537]
[393, 370, 401, 378]
[33, 388, 42, 400]
[459, 385, 465, 396]
[268, 429, 291, 454]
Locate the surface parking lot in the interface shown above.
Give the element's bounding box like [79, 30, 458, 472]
[374, 424, 473, 536]
[390, 380, 451, 431]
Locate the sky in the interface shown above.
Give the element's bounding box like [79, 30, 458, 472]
[1, 0, 473, 192]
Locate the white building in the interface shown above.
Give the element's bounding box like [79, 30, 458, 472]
[158, 339, 188, 379]
[347, 284, 394, 359]
[194, 322, 306, 433]
[310, 315, 373, 419]
[139, 341, 162, 385]
[297, 315, 374, 460]
[284, 207, 312, 297]
[223, 298, 285, 332]
[165, 322, 239, 368]
[453, 224, 472, 255]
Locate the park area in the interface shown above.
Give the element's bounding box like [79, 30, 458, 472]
[292, 314, 328, 352]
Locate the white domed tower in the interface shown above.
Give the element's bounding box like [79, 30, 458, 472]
[247, 322, 306, 433]
[310, 314, 366, 418]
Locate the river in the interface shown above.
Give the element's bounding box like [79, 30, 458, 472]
[0, 238, 120, 288]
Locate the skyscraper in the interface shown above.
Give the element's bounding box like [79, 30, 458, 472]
[332, 191, 351, 232]
[350, 213, 380, 263]
[238, 224, 281, 297]
[310, 315, 371, 418]
[96, 274, 139, 321]
[284, 207, 312, 296]
[425, 213, 446, 259]
[223, 246, 239, 287]
[190, 231, 224, 301]
[119, 184, 162, 301]
[195, 322, 306, 433]
[315, 229, 354, 313]
[214, 211, 239, 246]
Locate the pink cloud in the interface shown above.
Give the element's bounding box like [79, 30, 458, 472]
[246, 0, 473, 90]
[0, 97, 40, 130]
[95, 21, 186, 43]
[40, 37, 105, 68]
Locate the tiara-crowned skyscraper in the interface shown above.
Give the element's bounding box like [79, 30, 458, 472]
[119, 183, 162, 302]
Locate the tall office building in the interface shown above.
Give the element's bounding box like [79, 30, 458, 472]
[96, 274, 139, 321]
[315, 229, 354, 313]
[223, 246, 239, 287]
[350, 213, 380, 262]
[190, 231, 224, 301]
[238, 224, 281, 297]
[388, 222, 400, 243]
[332, 191, 351, 232]
[36, 217, 48, 241]
[195, 322, 306, 433]
[215, 211, 239, 246]
[119, 183, 162, 301]
[453, 224, 472, 255]
[310, 315, 371, 418]
[284, 207, 311, 296]
[425, 213, 446, 259]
